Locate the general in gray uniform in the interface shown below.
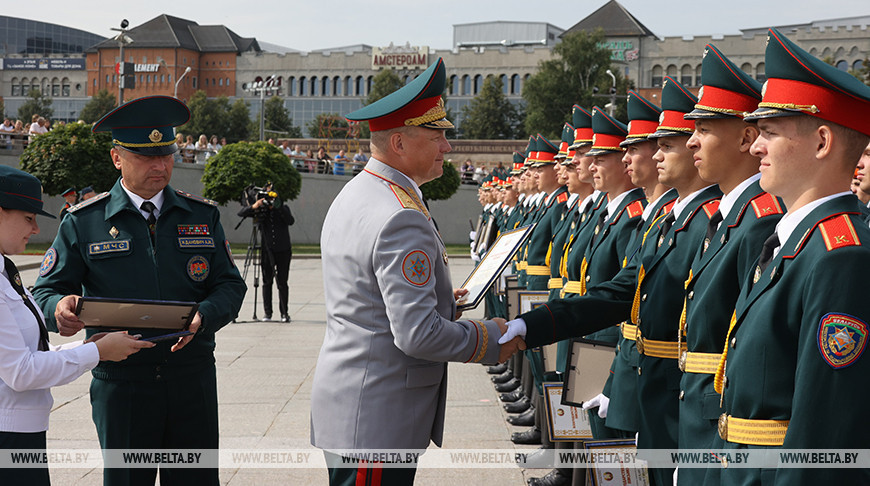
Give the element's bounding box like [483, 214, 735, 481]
[310, 58, 520, 486]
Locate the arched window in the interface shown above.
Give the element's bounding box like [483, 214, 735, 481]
[511, 74, 520, 94]
[680, 64, 693, 86]
[205, 78, 209, 87]
[500, 74, 508, 94]
[311, 76, 318, 96]
[651, 65, 663, 87]
[462, 75, 470, 95]
[345, 76, 352, 96]
[62, 78, 70, 96]
[356, 76, 365, 96]
[218, 78, 223, 87]
[741, 63, 752, 76]
[367, 75, 373, 94]
[473, 74, 482, 94]
[300, 76, 307, 96]
[695, 64, 703, 85]
[449, 75, 458, 96]
[755, 62, 766, 83]
[288, 76, 296, 96]
[666, 65, 677, 79]
[11, 78, 19, 96]
[854, 60, 865, 71]
[322, 77, 330, 96]
[836, 60, 848, 72]
[332, 76, 340, 96]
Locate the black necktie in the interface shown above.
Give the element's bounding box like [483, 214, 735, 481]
[657, 212, 676, 248]
[4, 257, 49, 351]
[757, 232, 780, 274]
[141, 201, 158, 243]
[704, 210, 724, 252]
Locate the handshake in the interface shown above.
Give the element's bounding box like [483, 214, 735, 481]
[492, 317, 527, 363]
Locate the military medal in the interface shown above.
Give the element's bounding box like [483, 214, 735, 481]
[753, 265, 761, 283]
[442, 250, 448, 265]
[109, 226, 119, 238]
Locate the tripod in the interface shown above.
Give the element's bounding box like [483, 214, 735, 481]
[238, 216, 277, 321]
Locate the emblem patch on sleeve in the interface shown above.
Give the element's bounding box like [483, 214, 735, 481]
[402, 250, 431, 286]
[39, 248, 57, 276]
[818, 313, 867, 369]
[187, 256, 210, 282]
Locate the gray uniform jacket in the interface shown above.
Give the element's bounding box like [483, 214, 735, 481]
[310, 158, 503, 451]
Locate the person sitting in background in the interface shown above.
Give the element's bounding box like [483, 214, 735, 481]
[0, 166, 151, 486]
[209, 135, 221, 152]
[183, 135, 196, 163]
[173, 134, 186, 164]
[28, 117, 48, 140]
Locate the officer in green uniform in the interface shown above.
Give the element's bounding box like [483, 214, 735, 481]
[32, 96, 246, 486]
[58, 187, 77, 219]
[501, 78, 722, 486]
[708, 28, 870, 486]
[676, 44, 784, 486]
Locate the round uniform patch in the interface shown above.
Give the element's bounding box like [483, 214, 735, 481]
[39, 248, 57, 277]
[402, 250, 431, 286]
[187, 255, 210, 282]
[817, 313, 868, 369]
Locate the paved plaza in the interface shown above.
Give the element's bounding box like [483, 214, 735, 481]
[10, 254, 539, 485]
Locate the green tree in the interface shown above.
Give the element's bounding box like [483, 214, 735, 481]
[523, 29, 621, 138]
[202, 141, 301, 205]
[79, 89, 117, 123]
[367, 69, 404, 105]
[459, 76, 521, 139]
[226, 98, 252, 143]
[263, 96, 301, 139]
[182, 91, 232, 140]
[19, 122, 117, 195]
[849, 58, 870, 86]
[17, 89, 53, 123]
[420, 160, 460, 201]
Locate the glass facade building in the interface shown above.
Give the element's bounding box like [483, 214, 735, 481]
[0, 16, 104, 55]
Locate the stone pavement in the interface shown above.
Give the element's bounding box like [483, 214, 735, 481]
[10, 255, 542, 485]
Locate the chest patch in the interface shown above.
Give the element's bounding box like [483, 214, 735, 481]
[178, 237, 215, 249]
[187, 256, 210, 282]
[402, 250, 431, 286]
[88, 240, 130, 255]
[818, 313, 867, 369]
[177, 224, 210, 236]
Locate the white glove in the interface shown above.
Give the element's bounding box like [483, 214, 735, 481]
[498, 318, 527, 344]
[469, 230, 477, 241]
[581, 393, 610, 418]
[471, 250, 481, 262]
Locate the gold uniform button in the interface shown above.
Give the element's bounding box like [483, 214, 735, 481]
[730, 337, 736, 349]
[637, 367, 642, 376]
[679, 390, 685, 400]
[687, 291, 694, 300]
[585, 275, 591, 282]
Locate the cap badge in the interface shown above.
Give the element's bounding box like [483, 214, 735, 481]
[149, 129, 163, 143]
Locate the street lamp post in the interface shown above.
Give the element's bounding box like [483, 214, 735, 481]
[244, 75, 279, 142]
[111, 19, 132, 105]
[175, 66, 192, 99]
[605, 69, 617, 116]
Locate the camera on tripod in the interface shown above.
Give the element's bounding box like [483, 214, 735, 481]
[242, 183, 279, 209]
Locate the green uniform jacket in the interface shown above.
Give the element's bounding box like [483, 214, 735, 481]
[677, 180, 783, 486]
[521, 185, 722, 455]
[33, 179, 247, 379]
[546, 196, 580, 301]
[711, 195, 870, 486]
[604, 188, 677, 433]
[524, 186, 568, 291]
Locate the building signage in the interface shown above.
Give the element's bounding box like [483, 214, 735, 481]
[597, 40, 638, 62]
[2, 58, 86, 70]
[372, 43, 428, 70]
[135, 64, 161, 72]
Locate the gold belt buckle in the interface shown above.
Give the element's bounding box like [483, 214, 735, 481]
[636, 336, 644, 355]
[718, 413, 728, 440]
[678, 350, 687, 372]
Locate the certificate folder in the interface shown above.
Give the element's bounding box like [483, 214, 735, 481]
[457, 224, 535, 311]
[76, 297, 199, 331]
[561, 338, 617, 407]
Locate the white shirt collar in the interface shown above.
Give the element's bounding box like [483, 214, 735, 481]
[672, 185, 717, 220]
[604, 189, 634, 222]
[643, 190, 671, 221]
[773, 192, 852, 258]
[718, 174, 761, 221]
[120, 179, 165, 220]
[579, 190, 601, 213]
[567, 193, 579, 207]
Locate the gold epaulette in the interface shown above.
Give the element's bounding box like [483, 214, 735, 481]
[67, 192, 109, 212]
[389, 184, 431, 219]
[176, 189, 217, 206]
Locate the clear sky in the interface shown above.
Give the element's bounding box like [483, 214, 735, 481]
[4, 0, 869, 53]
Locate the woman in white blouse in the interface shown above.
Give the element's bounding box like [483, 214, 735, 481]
[0, 166, 153, 484]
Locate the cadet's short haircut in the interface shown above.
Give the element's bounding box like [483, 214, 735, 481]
[795, 116, 870, 168]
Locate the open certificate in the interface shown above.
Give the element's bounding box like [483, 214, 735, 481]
[457, 224, 535, 310]
[76, 297, 199, 331]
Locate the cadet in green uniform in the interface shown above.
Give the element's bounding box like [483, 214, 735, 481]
[676, 44, 784, 486]
[32, 96, 247, 486]
[597, 90, 669, 440]
[501, 78, 722, 486]
[709, 28, 870, 486]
